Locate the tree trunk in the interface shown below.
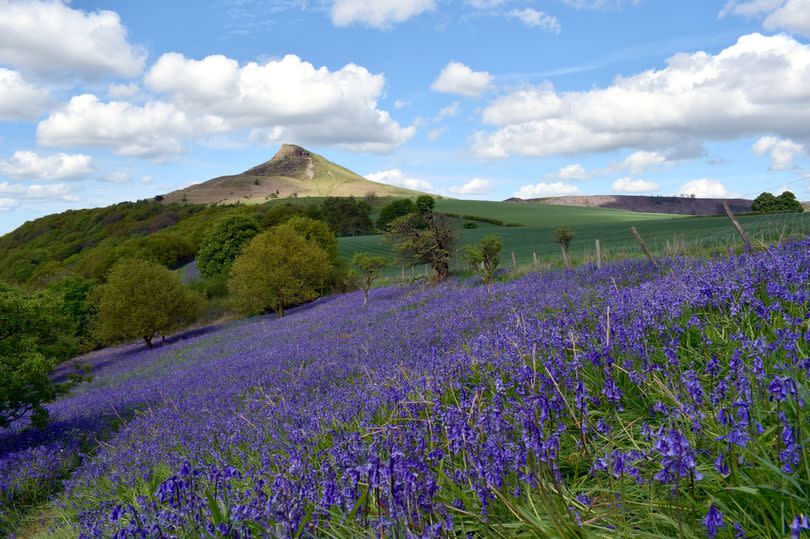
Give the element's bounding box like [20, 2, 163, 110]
[561, 244, 571, 268]
[277, 303, 285, 318]
[433, 261, 450, 282]
[144, 336, 153, 348]
[363, 289, 369, 306]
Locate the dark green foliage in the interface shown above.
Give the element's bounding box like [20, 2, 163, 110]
[257, 203, 321, 229]
[229, 226, 333, 317]
[385, 201, 458, 281]
[352, 253, 388, 305]
[0, 284, 80, 429]
[320, 197, 374, 236]
[553, 225, 575, 248]
[465, 235, 502, 290]
[47, 277, 97, 350]
[93, 259, 201, 347]
[284, 216, 339, 260]
[752, 191, 804, 213]
[376, 199, 415, 231]
[196, 215, 261, 278]
[415, 195, 435, 215]
[463, 221, 478, 229]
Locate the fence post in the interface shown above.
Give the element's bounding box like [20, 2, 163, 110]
[630, 226, 658, 269]
[595, 239, 602, 269]
[532, 251, 539, 271]
[722, 202, 754, 253]
[511, 251, 518, 270]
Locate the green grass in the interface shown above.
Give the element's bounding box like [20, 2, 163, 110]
[340, 207, 810, 276]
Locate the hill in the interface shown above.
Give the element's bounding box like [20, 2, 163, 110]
[162, 144, 421, 204]
[509, 194, 753, 215]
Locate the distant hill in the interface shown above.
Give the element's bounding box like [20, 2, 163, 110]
[163, 144, 421, 204]
[508, 195, 754, 216]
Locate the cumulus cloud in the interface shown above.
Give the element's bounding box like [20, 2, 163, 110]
[431, 62, 492, 97]
[38, 54, 413, 157]
[108, 83, 140, 99]
[0, 0, 146, 77]
[0, 197, 18, 211]
[36, 94, 201, 160]
[0, 68, 49, 121]
[562, 0, 640, 8]
[547, 163, 588, 180]
[752, 136, 805, 170]
[679, 179, 731, 198]
[514, 181, 580, 199]
[449, 178, 491, 195]
[331, 0, 435, 28]
[506, 8, 561, 32]
[146, 53, 413, 153]
[366, 169, 433, 191]
[0, 151, 94, 181]
[621, 151, 668, 174]
[0, 181, 77, 201]
[612, 177, 659, 193]
[437, 102, 460, 120]
[474, 34, 810, 158]
[720, 0, 810, 38]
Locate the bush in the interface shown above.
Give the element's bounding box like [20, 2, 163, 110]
[465, 234, 502, 290]
[94, 259, 201, 347]
[752, 191, 804, 213]
[229, 225, 333, 317]
[352, 253, 388, 305]
[0, 284, 80, 429]
[321, 197, 374, 236]
[463, 221, 478, 229]
[376, 199, 415, 232]
[197, 215, 260, 278]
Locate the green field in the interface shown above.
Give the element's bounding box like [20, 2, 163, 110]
[340, 200, 810, 275]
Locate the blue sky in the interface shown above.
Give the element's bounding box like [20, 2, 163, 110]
[1, 0, 809, 233]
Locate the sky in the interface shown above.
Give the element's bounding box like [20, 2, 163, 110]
[1, 0, 809, 233]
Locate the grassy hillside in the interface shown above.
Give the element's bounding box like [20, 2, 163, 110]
[162, 144, 421, 204]
[340, 204, 810, 275]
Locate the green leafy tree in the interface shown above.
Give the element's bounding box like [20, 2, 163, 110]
[465, 234, 502, 291]
[376, 199, 415, 231]
[229, 225, 333, 317]
[196, 215, 260, 278]
[285, 216, 338, 259]
[1, 284, 80, 429]
[415, 194, 436, 215]
[94, 259, 201, 348]
[752, 191, 804, 213]
[553, 225, 575, 268]
[320, 197, 374, 236]
[352, 253, 389, 305]
[258, 203, 322, 229]
[386, 196, 458, 281]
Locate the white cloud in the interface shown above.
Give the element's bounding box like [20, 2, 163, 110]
[557, 163, 588, 180]
[474, 34, 810, 158]
[0, 181, 77, 201]
[36, 94, 199, 160]
[366, 169, 433, 191]
[141, 175, 153, 184]
[0, 0, 146, 77]
[449, 178, 491, 195]
[108, 83, 140, 99]
[427, 128, 444, 141]
[145, 53, 413, 153]
[331, 0, 435, 28]
[431, 61, 492, 97]
[612, 177, 659, 193]
[466, 0, 505, 7]
[0, 68, 49, 121]
[394, 99, 409, 109]
[0, 197, 18, 211]
[752, 136, 805, 170]
[514, 181, 581, 198]
[506, 8, 561, 32]
[562, 0, 639, 8]
[720, 0, 810, 37]
[437, 101, 460, 120]
[679, 179, 731, 198]
[621, 150, 668, 174]
[103, 171, 130, 184]
[0, 151, 94, 181]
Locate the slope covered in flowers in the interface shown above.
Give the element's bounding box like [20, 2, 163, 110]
[2, 240, 809, 538]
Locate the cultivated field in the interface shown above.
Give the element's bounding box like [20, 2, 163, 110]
[2, 239, 808, 537]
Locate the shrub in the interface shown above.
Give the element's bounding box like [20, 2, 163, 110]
[197, 215, 260, 278]
[752, 191, 804, 213]
[376, 199, 415, 232]
[229, 225, 333, 317]
[320, 197, 374, 236]
[463, 221, 478, 229]
[94, 259, 201, 348]
[465, 234, 502, 291]
[352, 253, 389, 305]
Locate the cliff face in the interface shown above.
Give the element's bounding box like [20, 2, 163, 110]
[243, 144, 312, 178]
